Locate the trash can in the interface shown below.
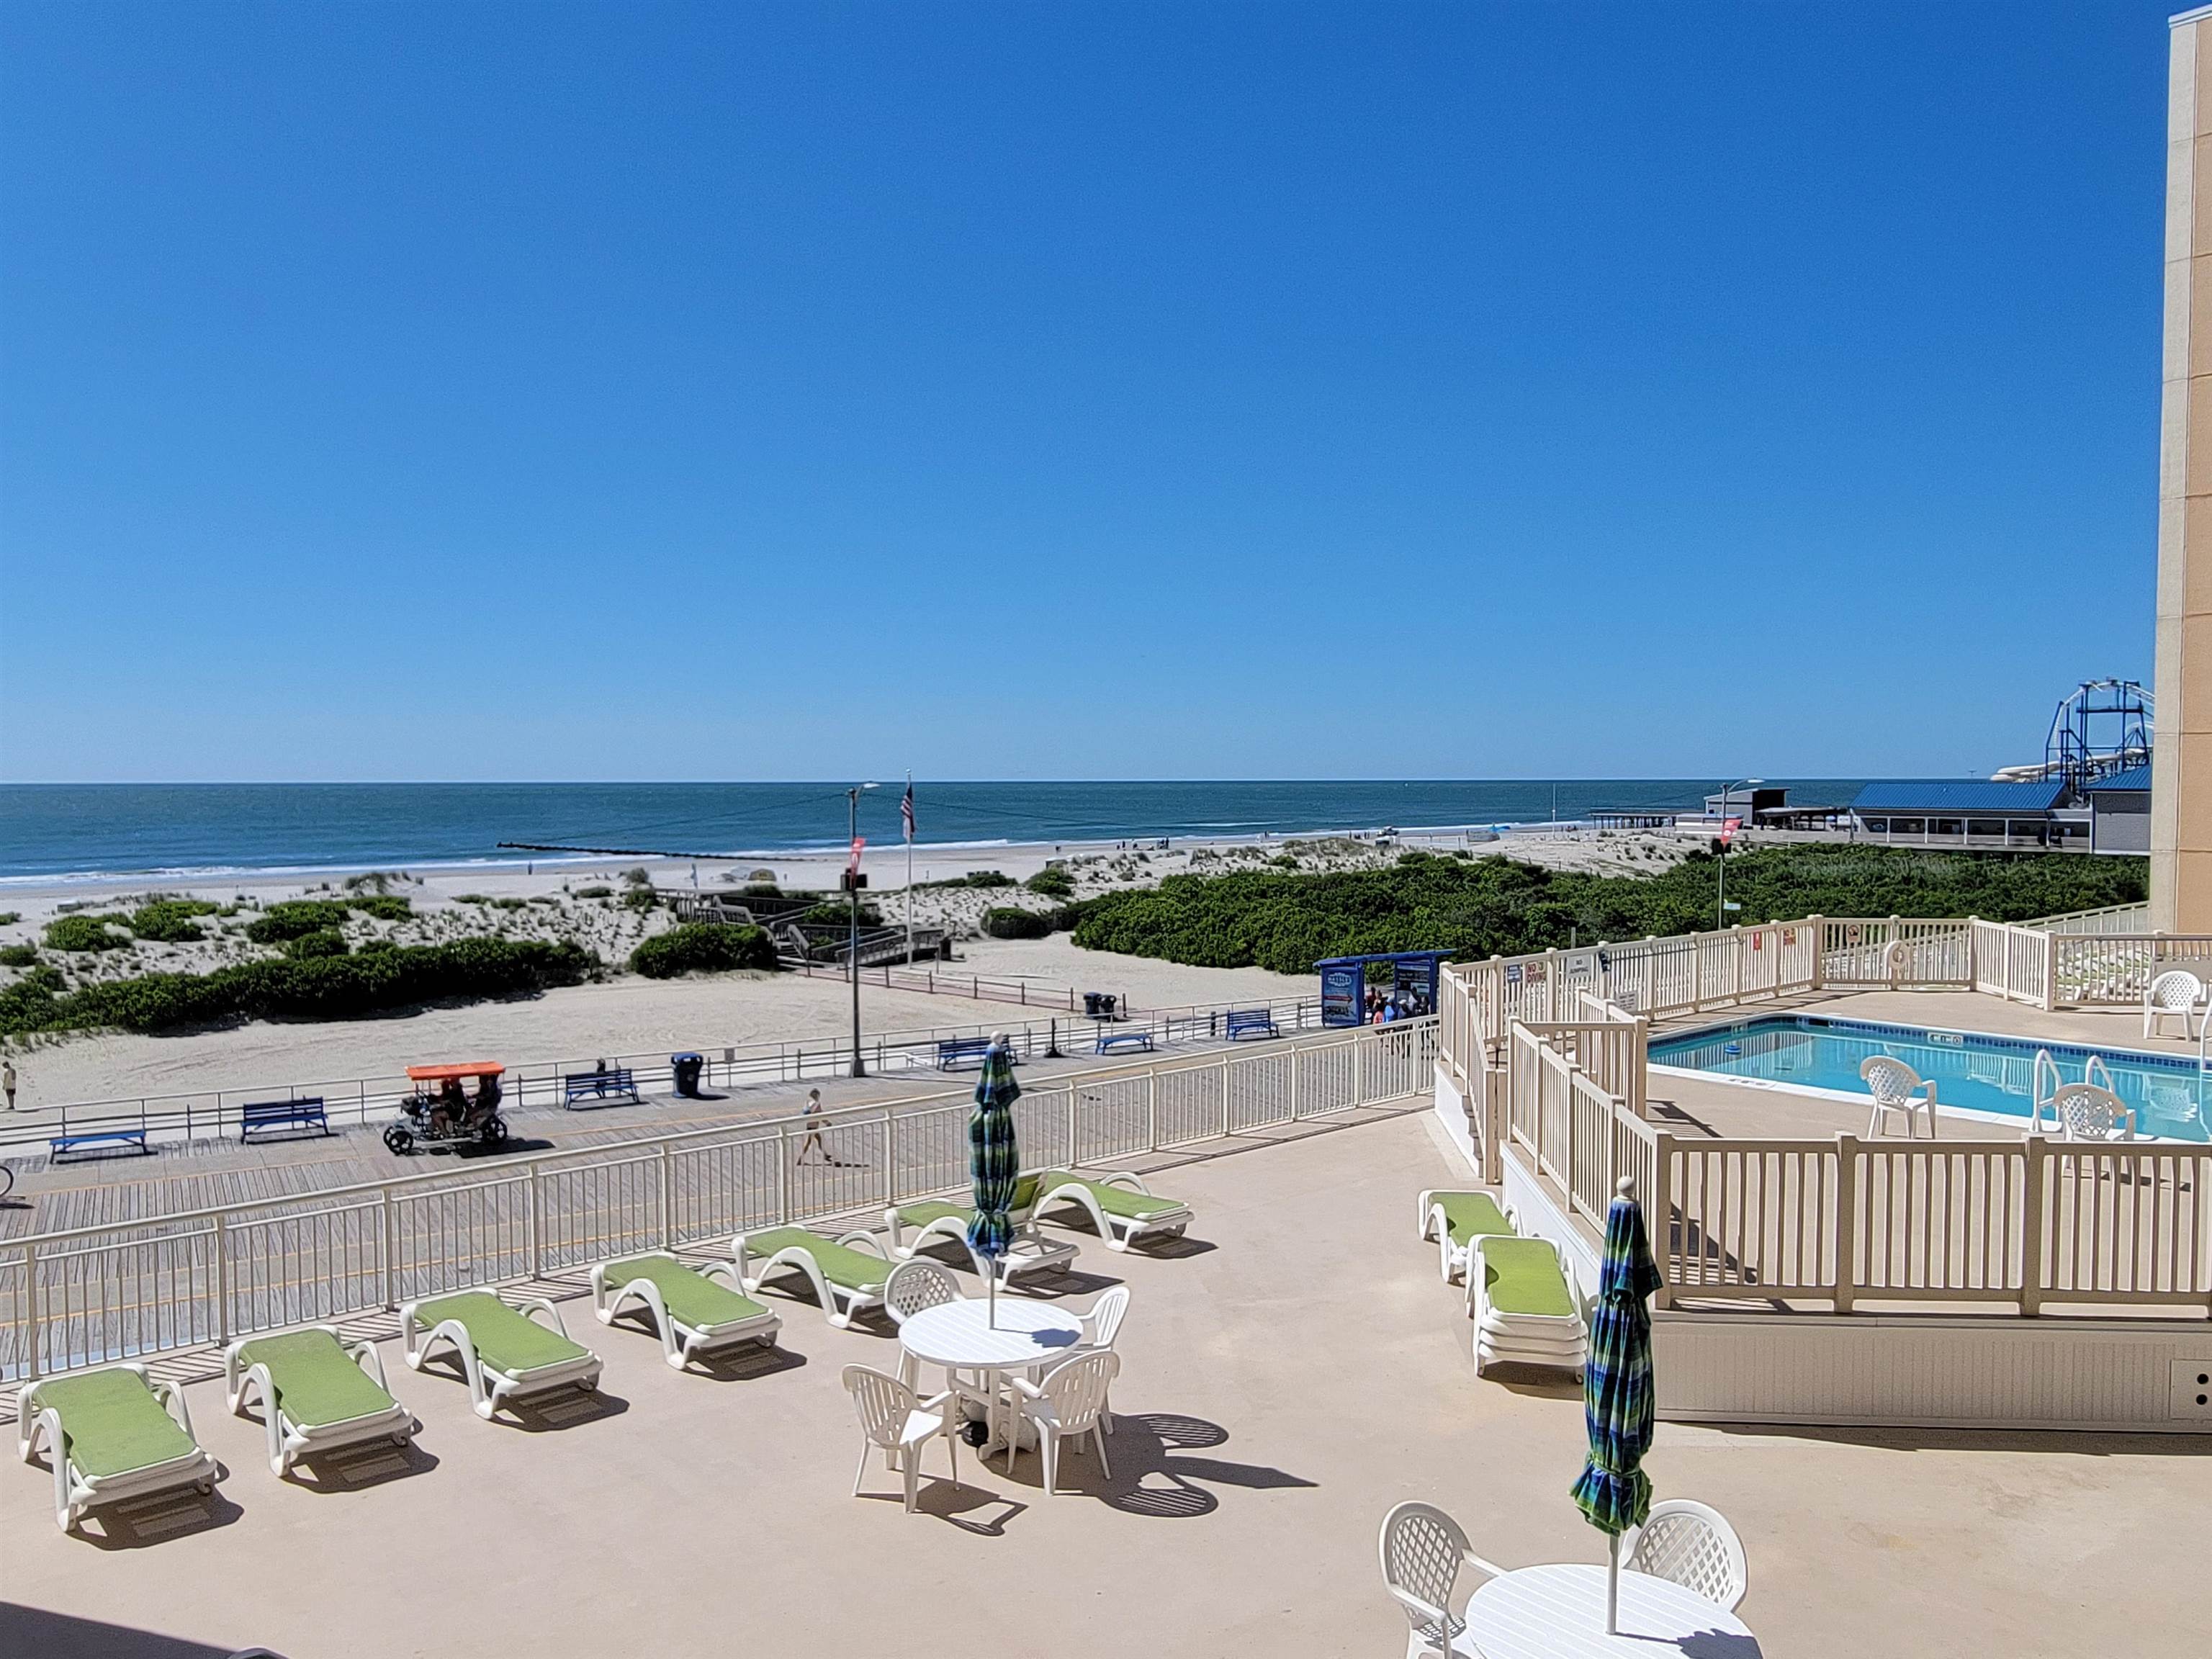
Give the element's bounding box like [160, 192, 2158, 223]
[1083, 992, 1103, 1018]
[671, 1052, 704, 1097]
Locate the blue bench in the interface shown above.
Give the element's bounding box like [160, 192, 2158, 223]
[1225, 1009, 1280, 1041]
[240, 1097, 330, 1142]
[50, 1126, 152, 1161]
[565, 1068, 641, 1109]
[936, 1038, 997, 1070]
[1095, 1031, 1155, 1056]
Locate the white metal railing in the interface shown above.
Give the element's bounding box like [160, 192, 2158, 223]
[2028, 901, 2154, 935]
[2048, 934, 2212, 1007]
[4, 988, 1349, 1151]
[0, 1021, 1435, 1384]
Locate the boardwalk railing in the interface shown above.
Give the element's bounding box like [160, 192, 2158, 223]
[0, 1022, 1436, 1385]
[1, 989, 1344, 1152]
[1498, 1018, 2212, 1317]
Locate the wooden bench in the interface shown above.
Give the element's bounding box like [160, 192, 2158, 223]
[563, 1068, 641, 1109]
[240, 1097, 331, 1142]
[935, 1037, 996, 1070]
[1225, 1009, 1280, 1040]
[1095, 1030, 1155, 1056]
[50, 1125, 152, 1161]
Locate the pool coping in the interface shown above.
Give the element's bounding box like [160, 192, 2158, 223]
[1646, 1013, 2208, 1142]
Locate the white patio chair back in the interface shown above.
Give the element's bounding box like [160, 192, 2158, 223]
[882, 1258, 961, 1327]
[2144, 969, 2204, 1038]
[1082, 1284, 1130, 1350]
[1859, 1055, 1936, 1138]
[2049, 1081, 2136, 1144]
[1377, 1501, 1471, 1655]
[842, 1363, 922, 1452]
[1624, 1498, 1748, 1612]
[1034, 1349, 1118, 1437]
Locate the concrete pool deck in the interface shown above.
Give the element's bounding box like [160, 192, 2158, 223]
[4, 1107, 2205, 1658]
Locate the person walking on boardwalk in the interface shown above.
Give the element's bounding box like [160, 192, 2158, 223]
[2, 1057, 14, 1111]
[797, 1087, 859, 1166]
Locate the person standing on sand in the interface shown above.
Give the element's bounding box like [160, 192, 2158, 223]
[2, 1058, 14, 1110]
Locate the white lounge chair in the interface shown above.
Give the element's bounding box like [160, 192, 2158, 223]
[1624, 1497, 1749, 1612]
[1417, 1188, 1516, 1283]
[841, 1363, 961, 1514]
[590, 1253, 782, 1368]
[1467, 1234, 1586, 1378]
[1377, 1500, 1505, 1659]
[402, 1290, 605, 1415]
[883, 1177, 1079, 1285]
[1859, 1055, 1938, 1139]
[1033, 1169, 1193, 1251]
[2143, 969, 2205, 1040]
[224, 1326, 415, 1476]
[732, 1226, 893, 1327]
[1005, 1349, 1119, 1495]
[19, 1364, 218, 1532]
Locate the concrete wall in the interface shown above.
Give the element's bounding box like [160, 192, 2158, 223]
[2153, 11, 2212, 930]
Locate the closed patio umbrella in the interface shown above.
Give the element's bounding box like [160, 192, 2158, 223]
[1570, 1174, 1664, 1635]
[966, 1033, 1020, 1328]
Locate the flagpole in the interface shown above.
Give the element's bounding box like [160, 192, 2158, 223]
[904, 770, 914, 964]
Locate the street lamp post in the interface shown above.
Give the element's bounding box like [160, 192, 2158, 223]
[848, 782, 878, 1076]
[1716, 776, 1763, 931]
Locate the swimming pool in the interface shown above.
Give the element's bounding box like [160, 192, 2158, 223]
[1647, 1015, 2211, 1143]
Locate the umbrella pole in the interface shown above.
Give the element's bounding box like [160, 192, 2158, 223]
[1606, 1532, 1619, 1635]
[987, 1259, 998, 1328]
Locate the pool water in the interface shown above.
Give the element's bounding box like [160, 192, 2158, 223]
[1647, 1016, 2211, 1143]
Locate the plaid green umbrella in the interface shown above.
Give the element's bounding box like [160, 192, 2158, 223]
[1570, 1178, 1664, 1632]
[966, 1038, 1022, 1270]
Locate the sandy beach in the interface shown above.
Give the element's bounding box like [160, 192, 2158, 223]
[0, 825, 1687, 1112]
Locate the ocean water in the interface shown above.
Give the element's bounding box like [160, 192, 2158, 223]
[0, 780, 1868, 883]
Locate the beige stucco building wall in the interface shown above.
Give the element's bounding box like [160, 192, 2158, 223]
[2153, 9, 2212, 930]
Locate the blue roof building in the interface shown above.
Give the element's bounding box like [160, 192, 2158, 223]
[1848, 778, 2082, 850]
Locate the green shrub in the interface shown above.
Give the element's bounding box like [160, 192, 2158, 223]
[982, 906, 1051, 940]
[490, 896, 527, 911]
[920, 871, 1016, 890]
[621, 887, 659, 912]
[357, 938, 397, 956]
[343, 871, 406, 893]
[629, 924, 777, 979]
[44, 915, 130, 953]
[622, 867, 652, 887]
[0, 945, 39, 968]
[244, 899, 352, 943]
[455, 894, 492, 905]
[1047, 903, 1089, 933]
[1070, 845, 2149, 974]
[0, 912, 19, 926]
[574, 885, 613, 899]
[0, 938, 596, 1037]
[282, 929, 351, 960]
[1025, 867, 1075, 898]
[798, 900, 882, 928]
[741, 882, 783, 898]
[129, 898, 220, 943]
[349, 894, 413, 922]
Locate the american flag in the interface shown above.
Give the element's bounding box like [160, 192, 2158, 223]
[901, 781, 916, 842]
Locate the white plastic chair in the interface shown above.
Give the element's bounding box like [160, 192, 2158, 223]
[1623, 1498, 1748, 1612]
[1076, 1283, 1130, 1431]
[1005, 1349, 1118, 1496]
[2047, 1081, 2136, 1145]
[2143, 969, 2204, 1040]
[1377, 1500, 1505, 1658]
[1859, 1056, 1938, 1139]
[881, 1258, 967, 1388]
[840, 1363, 959, 1514]
[2031, 1051, 2114, 1136]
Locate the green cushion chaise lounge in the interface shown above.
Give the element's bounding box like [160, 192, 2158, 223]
[1416, 1187, 1516, 1283]
[403, 1290, 605, 1416]
[883, 1174, 1079, 1284]
[224, 1326, 415, 1476]
[591, 1252, 782, 1367]
[732, 1226, 894, 1327]
[1466, 1235, 1586, 1379]
[20, 1363, 218, 1532]
[1033, 1169, 1193, 1251]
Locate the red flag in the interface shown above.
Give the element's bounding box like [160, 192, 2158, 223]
[1719, 817, 1743, 848]
[848, 837, 866, 876]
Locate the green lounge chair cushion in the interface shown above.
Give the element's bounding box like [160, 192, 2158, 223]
[604, 1256, 772, 1329]
[1434, 1192, 1511, 1247]
[1480, 1238, 1576, 1319]
[1041, 1172, 1185, 1220]
[413, 1291, 591, 1374]
[896, 1200, 976, 1230]
[33, 1370, 199, 1479]
[233, 1329, 397, 1429]
[742, 1228, 891, 1292]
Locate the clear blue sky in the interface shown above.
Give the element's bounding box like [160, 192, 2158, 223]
[0, 2, 2180, 782]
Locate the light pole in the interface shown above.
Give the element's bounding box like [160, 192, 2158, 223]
[848, 782, 878, 1076]
[1715, 777, 1762, 930]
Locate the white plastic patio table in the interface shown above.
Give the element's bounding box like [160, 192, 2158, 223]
[896, 1298, 1086, 1458]
[1453, 1563, 1761, 1658]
